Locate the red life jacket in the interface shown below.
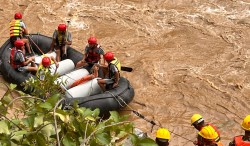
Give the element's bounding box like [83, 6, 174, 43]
[235, 135, 250, 146]
[86, 45, 101, 63]
[10, 48, 23, 69]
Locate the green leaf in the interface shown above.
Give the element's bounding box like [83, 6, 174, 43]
[34, 115, 44, 127]
[36, 133, 46, 146]
[137, 138, 158, 146]
[10, 83, 17, 90]
[109, 111, 119, 122]
[96, 132, 111, 145]
[11, 130, 28, 141]
[0, 121, 10, 134]
[46, 94, 60, 106]
[54, 112, 70, 123]
[39, 102, 53, 110]
[41, 122, 56, 139]
[62, 134, 76, 146]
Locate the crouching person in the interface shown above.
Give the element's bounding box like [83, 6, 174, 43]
[97, 52, 121, 92]
[10, 40, 37, 73]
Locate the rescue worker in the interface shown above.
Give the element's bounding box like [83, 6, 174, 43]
[36, 56, 59, 81]
[155, 128, 170, 146]
[198, 125, 223, 146]
[49, 23, 72, 62]
[191, 114, 221, 146]
[97, 52, 120, 91]
[75, 36, 105, 69]
[10, 40, 37, 72]
[229, 115, 250, 146]
[9, 12, 32, 55]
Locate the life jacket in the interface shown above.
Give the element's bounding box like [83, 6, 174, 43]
[234, 135, 250, 146]
[108, 57, 121, 79]
[36, 65, 50, 81]
[86, 45, 101, 63]
[55, 30, 67, 46]
[10, 48, 23, 69]
[9, 20, 22, 37]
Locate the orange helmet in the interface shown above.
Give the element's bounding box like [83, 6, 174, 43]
[88, 37, 97, 44]
[42, 57, 51, 67]
[104, 52, 114, 61]
[58, 24, 67, 31]
[14, 12, 22, 19]
[14, 40, 25, 48]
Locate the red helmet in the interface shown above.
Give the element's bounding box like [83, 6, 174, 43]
[104, 52, 114, 61]
[14, 40, 25, 47]
[88, 37, 97, 44]
[58, 24, 67, 31]
[42, 57, 51, 67]
[14, 12, 22, 19]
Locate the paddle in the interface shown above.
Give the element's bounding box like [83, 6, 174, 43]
[121, 66, 133, 72]
[62, 20, 71, 59]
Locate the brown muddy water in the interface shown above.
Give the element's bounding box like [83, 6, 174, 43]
[0, 0, 250, 145]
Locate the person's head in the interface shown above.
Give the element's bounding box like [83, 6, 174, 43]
[14, 12, 22, 19]
[42, 57, 51, 68]
[88, 37, 97, 47]
[58, 24, 67, 33]
[198, 125, 219, 145]
[242, 115, 250, 135]
[191, 114, 205, 130]
[155, 128, 170, 146]
[104, 52, 114, 62]
[14, 40, 25, 49]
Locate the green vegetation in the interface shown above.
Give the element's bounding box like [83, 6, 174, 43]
[0, 73, 156, 146]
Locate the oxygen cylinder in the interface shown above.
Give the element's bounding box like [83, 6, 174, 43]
[56, 68, 89, 89]
[65, 78, 102, 98]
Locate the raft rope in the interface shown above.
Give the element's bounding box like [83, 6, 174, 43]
[106, 90, 194, 142]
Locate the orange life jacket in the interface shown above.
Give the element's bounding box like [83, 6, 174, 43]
[9, 20, 22, 37]
[235, 135, 250, 146]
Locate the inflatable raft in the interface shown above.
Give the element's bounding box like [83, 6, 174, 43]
[0, 34, 134, 114]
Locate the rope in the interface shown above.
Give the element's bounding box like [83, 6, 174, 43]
[28, 35, 44, 55]
[105, 90, 194, 142]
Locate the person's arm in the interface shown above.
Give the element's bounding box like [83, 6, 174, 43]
[50, 56, 59, 68]
[113, 71, 120, 88]
[49, 31, 57, 52]
[21, 21, 29, 35]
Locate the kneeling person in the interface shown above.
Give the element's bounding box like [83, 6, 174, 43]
[36, 56, 59, 81]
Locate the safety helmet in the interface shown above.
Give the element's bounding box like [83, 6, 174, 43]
[88, 37, 97, 44]
[14, 40, 25, 48]
[14, 12, 22, 19]
[42, 57, 51, 67]
[156, 128, 170, 140]
[241, 115, 250, 131]
[104, 52, 114, 61]
[58, 24, 67, 31]
[198, 125, 218, 140]
[191, 114, 204, 125]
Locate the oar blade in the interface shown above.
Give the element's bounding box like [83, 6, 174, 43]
[121, 66, 133, 72]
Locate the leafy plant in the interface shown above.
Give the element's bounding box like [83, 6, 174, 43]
[0, 74, 157, 145]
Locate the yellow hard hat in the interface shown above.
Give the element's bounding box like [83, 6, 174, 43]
[156, 128, 170, 140]
[198, 125, 219, 140]
[241, 115, 250, 131]
[191, 114, 204, 125]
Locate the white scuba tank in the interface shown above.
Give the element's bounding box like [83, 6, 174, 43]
[65, 78, 102, 98]
[56, 68, 90, 89]
[49, 59, 75, 76]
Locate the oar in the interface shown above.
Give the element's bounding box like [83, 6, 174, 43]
[27, 35, 45, 55]
[121, 66, 133, 72]
[62, 20, 71, 59]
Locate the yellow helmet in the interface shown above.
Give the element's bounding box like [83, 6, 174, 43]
[156, 128, 170, 140]
[198, 125, 218, 140]
[191, 114, 204, 125]
[241, 115, 250, 131]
